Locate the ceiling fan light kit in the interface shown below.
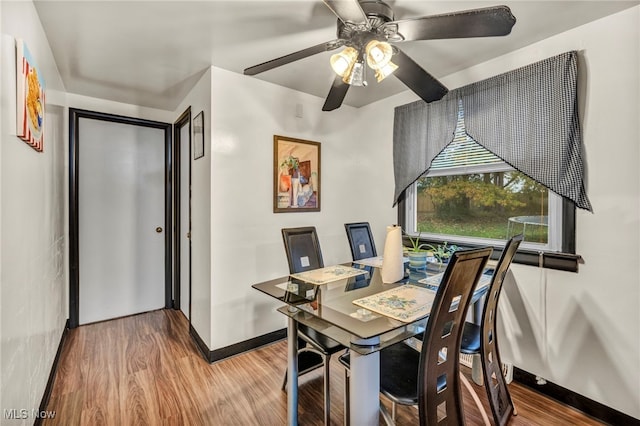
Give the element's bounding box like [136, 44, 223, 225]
[244, 0, 516, 111]
[330, 40, 396, 85]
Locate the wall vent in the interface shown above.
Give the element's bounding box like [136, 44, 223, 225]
[460, 354, 513, 384]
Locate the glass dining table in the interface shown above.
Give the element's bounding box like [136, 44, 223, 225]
[252, 262, 492, 425]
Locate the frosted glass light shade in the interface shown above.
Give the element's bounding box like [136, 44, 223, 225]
[365, 40, 393, 69]
[374, 61, 398, 82]
[330, 47, 358, 77]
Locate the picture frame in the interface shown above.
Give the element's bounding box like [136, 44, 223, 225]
[193, 111, 204, 160]
[16, 39, 45, 152]
[274, 135, 321, 213]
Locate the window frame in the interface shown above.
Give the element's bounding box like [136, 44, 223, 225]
[397, 180, 580, 273]
[406, 163, 563, 252]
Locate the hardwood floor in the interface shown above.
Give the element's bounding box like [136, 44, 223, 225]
[44, 309, 603, 425]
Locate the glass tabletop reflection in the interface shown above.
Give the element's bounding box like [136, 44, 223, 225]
[252, 264, 467, 345]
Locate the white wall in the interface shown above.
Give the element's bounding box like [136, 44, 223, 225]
[207, 67, 397, 349]
[0, 1, 67, 422]
[433, 7, 638, 418]
[173, 69, 213, 348]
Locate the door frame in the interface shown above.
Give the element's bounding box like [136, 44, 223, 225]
[68, 108, 173, 328]
[172, 107, 191, 319]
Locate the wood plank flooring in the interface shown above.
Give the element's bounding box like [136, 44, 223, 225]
[44, 309, 604, 425]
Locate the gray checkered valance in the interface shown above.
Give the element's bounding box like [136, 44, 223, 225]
[392, 51, 592, 212]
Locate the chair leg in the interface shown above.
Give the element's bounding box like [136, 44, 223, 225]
[323, 354, 330, 426]
[343, 368, 350, 426]
[379, 403, 395, 426]
[283, 346, 334, 424]
[460, 372, 491, 426]
[391, 402, 397, 421]
[281, 369, 288, 391]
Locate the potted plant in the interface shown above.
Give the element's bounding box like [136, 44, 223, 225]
[429, 241, 458, 262]
[404, 232, 431, 272]
[404, 233, 459, 272]
[424, 241, 459, 271]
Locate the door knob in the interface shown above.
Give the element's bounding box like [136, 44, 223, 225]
[186, 232, 191, 239]
[156, 227, 163, 233]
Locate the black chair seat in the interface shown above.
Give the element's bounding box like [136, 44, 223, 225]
[380, 343, 421, 406]
[460, 322, 481, 354]
[410, 321, 482, 354]
[297, 351, 325, 375]
[299, 324, 344, 355]
[339, 343, 447, 407]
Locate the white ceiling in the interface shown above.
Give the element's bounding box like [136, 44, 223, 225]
[34, 0, 639, 111]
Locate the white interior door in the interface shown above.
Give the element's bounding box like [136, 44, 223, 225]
[78, 117, 165, 325]
[179, 122, 191, 319]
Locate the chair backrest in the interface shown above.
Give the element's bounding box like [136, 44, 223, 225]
[281, 227, 324, 274]
[481, 234, 523, 426]
[344, 222, 377, 261]
[417, 247, 493, 426]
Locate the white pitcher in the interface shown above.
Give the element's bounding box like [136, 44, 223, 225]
[381, 225, 404, 283]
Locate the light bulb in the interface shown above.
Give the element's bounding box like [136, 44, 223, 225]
[330, 47, 358, 77]
[369, 46, 385, 63]
[366, 40, 393, 69]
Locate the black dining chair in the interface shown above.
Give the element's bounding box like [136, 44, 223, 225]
[280, 227, 345, 426]
[344, 222, 377, 261]
[340, 246, 493, 425]
[460, 234, 523, 426]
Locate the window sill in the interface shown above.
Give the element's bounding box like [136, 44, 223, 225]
[405, 237, 582, 273]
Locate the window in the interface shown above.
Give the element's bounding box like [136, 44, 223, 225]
[402, 103, 569, 254]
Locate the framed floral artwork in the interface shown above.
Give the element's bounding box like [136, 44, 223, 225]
[273, 135, 320, 213]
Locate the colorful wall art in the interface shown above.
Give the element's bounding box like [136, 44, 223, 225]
[273, 135, 320, 213]
[16, 39, 45, 152]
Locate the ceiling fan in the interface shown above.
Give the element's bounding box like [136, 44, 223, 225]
[244, 0, 516, 111]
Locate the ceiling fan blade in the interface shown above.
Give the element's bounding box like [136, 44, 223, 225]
[393, 49, 448, 103]
[244, 40, 344, 76]
[383, 5, 516, 41]
[322, 0, 368, 25]
[322, 76, 350, 111]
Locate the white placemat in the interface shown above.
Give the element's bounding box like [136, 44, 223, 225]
[290, 265, 368, 285]
[352, 284, 435, 323]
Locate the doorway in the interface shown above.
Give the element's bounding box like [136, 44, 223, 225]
[173, 108, 191, 320]
[69, 109, 172, 327]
